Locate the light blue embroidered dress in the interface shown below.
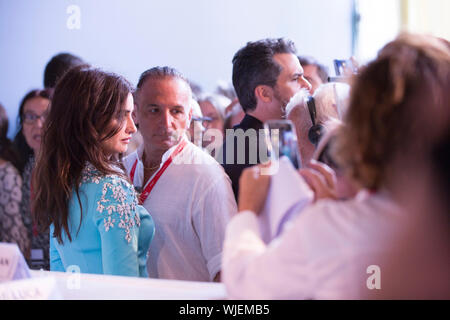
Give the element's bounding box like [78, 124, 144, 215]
[49, 163, 154, 277]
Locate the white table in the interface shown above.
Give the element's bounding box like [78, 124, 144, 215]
[27, 270, 228, 300]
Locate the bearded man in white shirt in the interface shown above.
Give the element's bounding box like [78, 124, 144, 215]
[123, 66, 237, 282]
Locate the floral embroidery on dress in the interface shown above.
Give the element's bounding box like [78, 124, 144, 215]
[81, 163, 141, 243]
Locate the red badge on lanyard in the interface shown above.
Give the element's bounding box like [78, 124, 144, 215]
[130, 139, 187, 205]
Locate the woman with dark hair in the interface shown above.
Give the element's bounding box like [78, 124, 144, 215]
[13, 89, 52, 173]
[0, 103, 29, 255]
[32, 66, 155, 277]
[12, 88, 52, 270]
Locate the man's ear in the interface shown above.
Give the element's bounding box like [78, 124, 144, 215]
[254, 85, 273, 103]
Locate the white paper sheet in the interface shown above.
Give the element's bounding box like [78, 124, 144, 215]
[258, 157, 314, 243]
[0, 243, 31, 282]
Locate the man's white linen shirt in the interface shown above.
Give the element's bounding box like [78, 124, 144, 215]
[222, 190, 402, 299]
[123, 139, 237, 281]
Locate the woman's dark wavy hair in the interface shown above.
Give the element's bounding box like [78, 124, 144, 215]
[0, 103, 21, 170]
[32, 65, 133, 244]
[13, 89, 52, 173]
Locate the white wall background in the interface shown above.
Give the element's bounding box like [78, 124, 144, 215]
[355, 0, 401, 63]
[0, 0, 353, 137]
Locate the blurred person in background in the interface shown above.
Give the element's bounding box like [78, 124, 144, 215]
[0, 103, 29, 256]
[198, 93, 231, 152]
[187, 98, 207, 148]
[43, 52, 84, 89]
[198, 93, 231, 136]
[215, 80, 236, 101]
[298, 56, 329, 94]
[216, 81, 245, 130]
[12, 88, 52, 270]
[188, 80, 204, 101]
[286, 82, 350, 166]
[308, 119, 359, 200]
[224, 99, 245, 130]
[13, 89, 52, 173]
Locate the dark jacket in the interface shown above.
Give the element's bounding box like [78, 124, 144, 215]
[219, 114, 269, 201]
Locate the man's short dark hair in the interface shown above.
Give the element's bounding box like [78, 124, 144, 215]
[136, 66, 190, 91]
[43, 52, 84, 88]
[232, 38, 297, 113]
[298, 56, 329, 83]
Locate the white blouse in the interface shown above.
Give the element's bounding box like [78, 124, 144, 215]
[222, 190, 403, 299]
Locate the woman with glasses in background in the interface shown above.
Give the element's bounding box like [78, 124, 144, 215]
[13, 88, 52, 270]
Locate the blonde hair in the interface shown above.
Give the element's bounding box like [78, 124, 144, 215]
[286, 83, 350, 140]
[198, 93, 231, 120]
[313, 82, 350, 120]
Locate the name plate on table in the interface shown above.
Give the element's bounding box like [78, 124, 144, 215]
[0, 277, 61, 300]
[0, 243, 31, 282]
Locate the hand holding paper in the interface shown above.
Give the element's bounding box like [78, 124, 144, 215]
[238, 163, 272, 214]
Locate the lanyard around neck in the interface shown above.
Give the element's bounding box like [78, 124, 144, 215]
[130, 139, 187, 204]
